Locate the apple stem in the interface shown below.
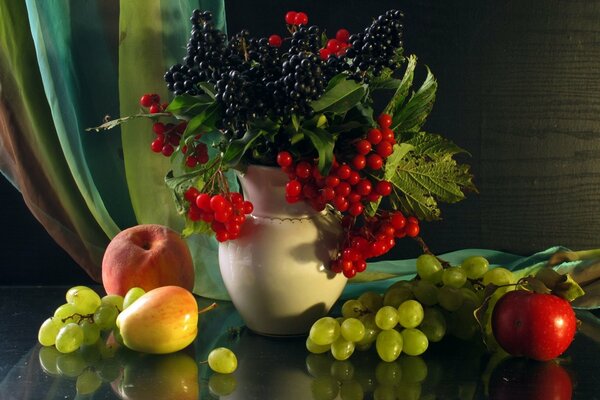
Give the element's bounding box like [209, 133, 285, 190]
[198, 302, 218, 315]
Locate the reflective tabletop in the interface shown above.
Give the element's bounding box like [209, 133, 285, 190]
[2, 286, 600, 399]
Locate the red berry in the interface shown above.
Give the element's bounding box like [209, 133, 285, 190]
[230, 192, 244, 205]
[149, 103, 161, 114]
[161, 144, 174, 156]
[325, 175, 340, 188]
[150, 138, 163, 153]
[210, 194, 228, 212]
[276, 151, 293, 167]
[153, 122, 166, 135]
[268, 34, 283, 47]
[352, 155, 366, 170]
[295, 161, 312, 179]
[343, 268, 357, 278]
[214, 210, 231, 223]
[367, 193, 380, 202]
[330, 260, 343, 273]
[321, 187, 335, 201]
[355, 179, 372, 196]
[381, 128, 395, 143]
[347, 171, 361, 186]
[140, 94, 155, 108]
[376, 180, 393, 196]
[378, 113, 393, 128]
[405, 221, 420, 237]
[355, 139, 372, 155]
[336, 29, 350, 43]
[336, 164, 352, 180]
[184, 187, 200, 202]
[286, 180, 302, 197]
[366, 153, 384, 170]
[347, 191, 361, 204]
[333, 195, 349, 212]
[326, 39, 341, 53]
[195, 193, 211, 211]
[185, 156, 198, 168]
[294, 12, 308, 25]
[215, 231, 229, 242]
[348, 202, 364, 216]
[376, 141, 394, 158]
[355, 260, 367, 273]
[367, 128, 382, 145]
[335, 182, 352, 197]
[319, 48, 331, 60]
[285, 11, 297, 24]
[390, 212, 406, 230]
[242, 201, 254, 214]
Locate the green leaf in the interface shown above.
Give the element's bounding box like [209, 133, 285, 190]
[198, 82, 216, 99]
[391, 65, 437, 133]
[164, 169, 202, 214]
[183, 102, 221, 136]
[303, 127, 335, 175]
[222, 129, 266, 166]
[311, 76, 366, 114]
[182, 219, 212, 238]
[166, 94, 214, 117]
[291, 114, 301, 132]
[403, 131, 469, 157]
[383, 54, 417, 116]
[370, 76, 403, 90]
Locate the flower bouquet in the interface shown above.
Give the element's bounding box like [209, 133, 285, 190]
[93, 9, 475, 280]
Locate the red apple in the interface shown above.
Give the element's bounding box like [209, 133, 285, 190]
[102, 224, 194, 296]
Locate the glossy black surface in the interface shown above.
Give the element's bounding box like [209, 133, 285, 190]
[2, 286, 600, 399]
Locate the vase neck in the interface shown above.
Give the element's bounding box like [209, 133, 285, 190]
[236, 165, 320, 218]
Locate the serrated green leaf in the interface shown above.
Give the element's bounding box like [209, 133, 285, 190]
[164, 169, 203, 214]
[370, 76, 403, 90]
[222, 129, 266, 166]
[303, 127, 335, 175]
[391, 64, 437, 132]
[383, 54, 417, 116]
[166, 94, 214, 117]
[311, 76, 366, 114]
[403, 131, 469, 157]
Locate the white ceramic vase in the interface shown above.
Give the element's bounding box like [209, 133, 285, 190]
[218, 165, 347, 336]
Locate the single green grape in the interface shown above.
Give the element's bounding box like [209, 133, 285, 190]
[375, 329, 403, 362]
[76, 369, 102, 395]
[56, 352, 86, 377]
[460, 287, 482, 309]
[442, 267, 467, 289]
[383, 285, 414, 308]
[330, 360, 355, 381]
[80, 320, 101, 345]
[419, 307, 447, 343]
[341, 318, 366, 342]
[482, 267, 515, 286]
[55, 323, 84, 354]
[341, 299, 368, 318]
[306, 337, 331, 354]
[309, 317, 341, 346]
[66, 286, 101, 314]
[208, 347, 238, 374]
[461, 256, 489, 279]
[101, 294, 124, 311]
[53, 303, 79, 324]
[400, 329, 429, 356]
[208, 373, 238, 396]
[411, 280, 439, 306]
[330, 337, 355, 361]
[375, 361, 402, 386]
[38, 317, 61, 346]
[358, 291, 383, 312]
[339, 380, 364, 400]
[357, 314, 380, 346]
[415, 254, 443, 282]
[123, 287, 146, 309]
[397, 300, 424, 329]
[94, 305, 119, 330]
[438, 286, 464, 312]
[310, 376, 339, 400]
[375, 306, 399, 330]
[399, 356, 428, 383]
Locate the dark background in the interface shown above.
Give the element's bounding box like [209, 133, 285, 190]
[3, 0, 600, 284]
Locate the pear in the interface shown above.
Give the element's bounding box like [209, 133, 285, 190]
[116, 286, 198, 354]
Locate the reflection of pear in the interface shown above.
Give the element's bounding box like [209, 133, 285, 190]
[116, 286, 198, 354]
[112, 352, 199, 400]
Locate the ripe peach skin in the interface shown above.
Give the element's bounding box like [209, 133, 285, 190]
[116, 286, 198, 354]
[102, 224, 194, 296]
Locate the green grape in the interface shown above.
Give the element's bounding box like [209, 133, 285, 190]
[330, 360, 355, 381]
[309, 317, 341, 345]
[306, 354, 333, 378]
[399, 356, 428, 383]
[55, 323, 84, 354]
[208, 347, 238, 374]
[208, 373, 237, 396]
[373, 384, 396, 400]
[331, 337, 355, 361]
[306, 337, 331, 354]
[94, 305, 119, 330]
[415, 254, 443, 282]
[375, 330, 403, 362]
[56, 352, 86, 377]
[375, 306, 399, 330]
[396, 382, 422, 400]
[400, 329, 429, 356]
[101, 294, 124, 311]
[482, 267, 515, 286]
[397, 300, 424, 329]
[357, 314, 380, 346]
[383, 285, 413, 308]
[341, 318, 366, 342]
[460, 287, 482, 309]
[461, 256, 489, 279]
[336, 316, 346, 325]
[375, 361, 402, 386]
[438, 286, 464, 312]
[339, 380, 364, 400]
[341, 299, 368, 318]
[123, 287, 146, 309]
[441, 267, 467, 289]
[358, 291, 383, 312]
[419, 308, 446, 342]
[66, 286, 101, 314]
[80, 320, 100, 345]
[76, 369, 102, 395]
[38, 346, 61, 375]
[411, 280, 439, 306]
[311, 376, 339, 400]
[54, 303, 79, 324]
[38, 317, 61, 346]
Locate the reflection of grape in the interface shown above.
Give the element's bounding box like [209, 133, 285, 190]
[38, 346, 61, 375]
[311, 376, 339, 400]
[209, 373, 238, 396]
[56, 352, 86, 377]
[76, 369, 102, 395]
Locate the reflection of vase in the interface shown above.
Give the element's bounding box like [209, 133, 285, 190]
[218, 165, 347, 336]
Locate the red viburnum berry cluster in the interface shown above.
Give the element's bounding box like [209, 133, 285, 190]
[320, 29, 351, 60]
[150, 121, 187, 157]
[184, 188, 254, 242]
[181, 136, 209, 168]
[284, 11, 309, 26]
[140, 93, 168, 114]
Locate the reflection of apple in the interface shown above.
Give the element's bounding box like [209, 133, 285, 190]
[489, 357, 572, 400]
[102, 224, 194, 296]
[111, 351, 198, 400]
